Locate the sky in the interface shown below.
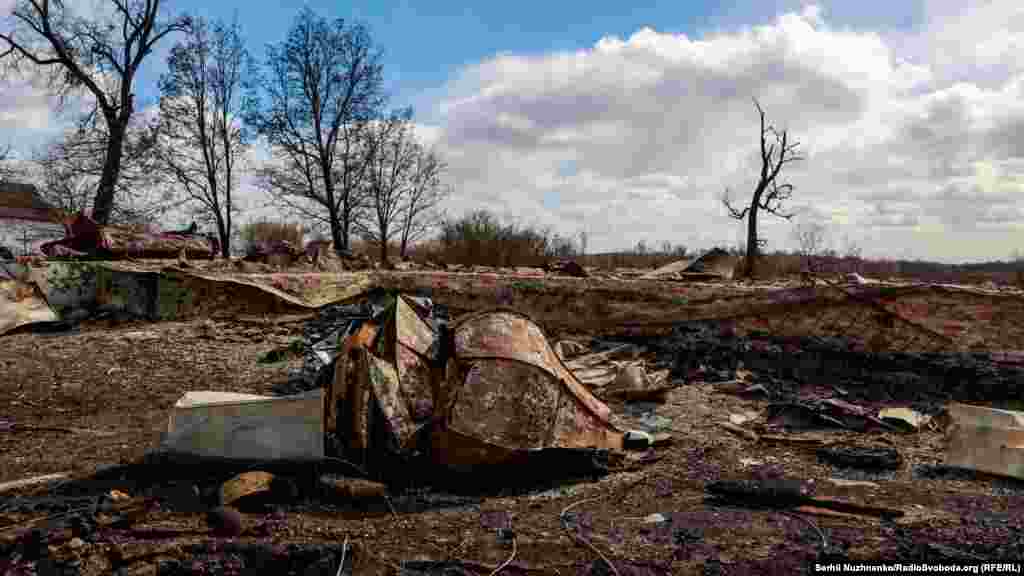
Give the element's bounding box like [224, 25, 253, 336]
[2, 0, 1023, 263]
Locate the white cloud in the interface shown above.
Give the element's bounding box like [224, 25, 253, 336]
[418, 1, 1024, 262]
[0, 79, 61, 153]
[4, 1, 1024, 263]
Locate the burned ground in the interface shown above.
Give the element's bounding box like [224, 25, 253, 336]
[3, 280, 1024, 575]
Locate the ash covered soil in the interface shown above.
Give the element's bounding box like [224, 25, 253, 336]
[2, 314, 1024, 575]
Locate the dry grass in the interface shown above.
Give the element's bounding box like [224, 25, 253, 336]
[239, 220, 305, 249]
[241, 210, 1022, 287]
[392, 209, 1024, 286]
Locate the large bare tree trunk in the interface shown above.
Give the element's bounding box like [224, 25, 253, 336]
[214, 212, 230, 258]
[339, 199, 351, 254]
[92, 118, 128, 224]
[327, 195, 347, 258]
[745, 195, 759, 277]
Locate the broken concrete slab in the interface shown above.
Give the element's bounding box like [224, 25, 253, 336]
[0, 276, 57, 335]
[946, 402, 1024, 430]
[162, 390, 324, 461]
[879, 407, 930, 432]
[640, 259, 692, 280]
[945, 402, 1024, 480]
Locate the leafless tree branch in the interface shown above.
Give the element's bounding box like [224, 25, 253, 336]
[29, 117, 171, 225]
[246, 7, 385, 256]
[151, 15, 251, 256]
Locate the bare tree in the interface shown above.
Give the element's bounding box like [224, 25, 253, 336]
[32, 140, 92, 215]
[358, 108, 416, 263]
[247, 7, 385, 256]
[0, 0, 190, 224]
[153, 16, 251, 257]
[792, 219, 827, 273]
[397, 145, 447, 259]
[722, 98, 804, 278]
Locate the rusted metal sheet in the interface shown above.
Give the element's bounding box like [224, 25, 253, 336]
[447, 309, 623, 456]
[394, 296, 436, 422]
[396, 345, 434, 422]
[366, 353, 421, 450]
[448, 359, 562, 449]
[327, 330, 376, 450]
[326, 297, 623, 474]
[453, 309, 615, 423]
[396, 295, 435, 355]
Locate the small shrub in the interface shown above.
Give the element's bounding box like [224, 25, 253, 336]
[240, 220, 304, 251]
[511, 280, 544, 292]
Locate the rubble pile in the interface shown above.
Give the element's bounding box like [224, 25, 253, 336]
[651, 322, 1024, 402]
[278, 291, 448, 395]
[40, 214, 217, 259]
[282, 299, 380, 395]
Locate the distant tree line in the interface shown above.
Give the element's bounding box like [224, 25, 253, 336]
[0, 2, 448, 261]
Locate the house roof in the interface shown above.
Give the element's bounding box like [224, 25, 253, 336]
[0, 181, 56, 222]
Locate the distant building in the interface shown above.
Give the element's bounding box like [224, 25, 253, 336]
[0, 181, 66, 256]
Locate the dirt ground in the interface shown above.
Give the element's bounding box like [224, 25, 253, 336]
[3, 298, 1024, 575]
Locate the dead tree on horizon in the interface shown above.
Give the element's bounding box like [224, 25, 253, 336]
[0, 0, 191, 225]
[722, 98, 804, 278]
